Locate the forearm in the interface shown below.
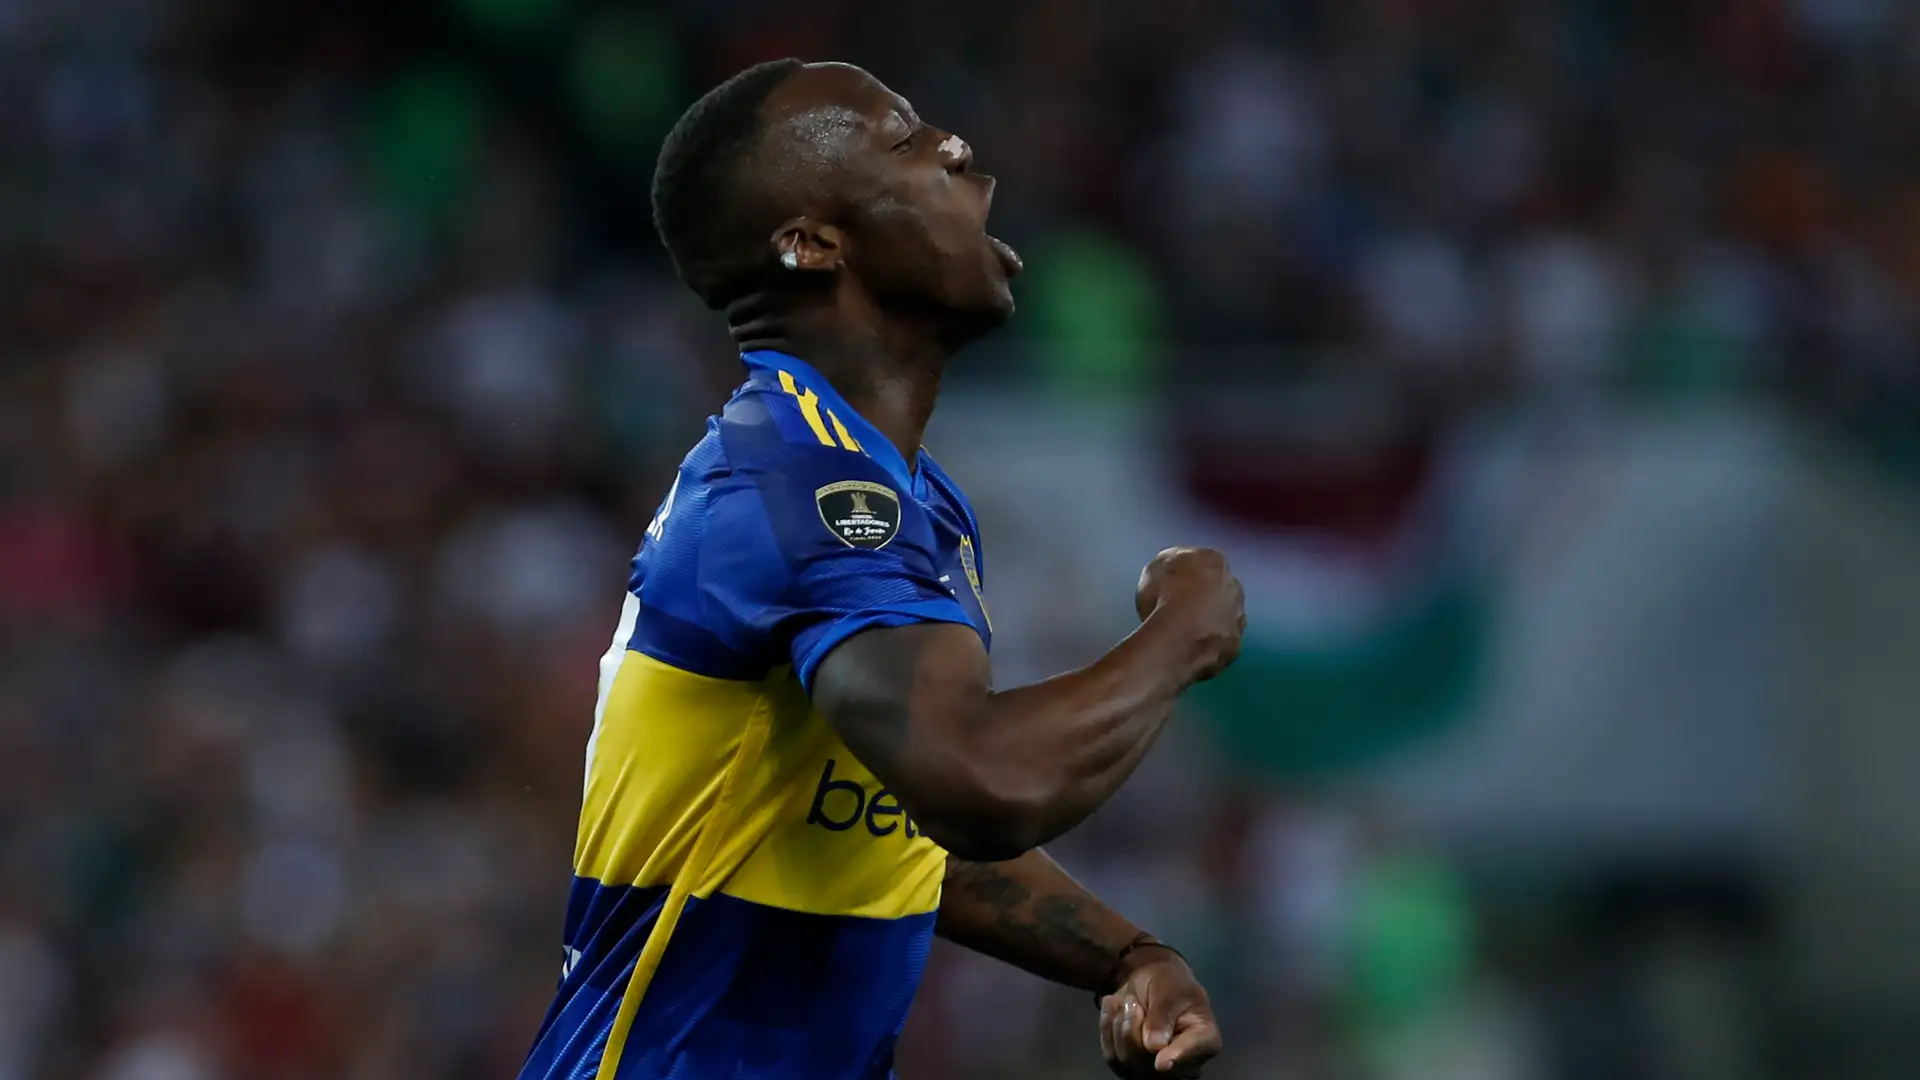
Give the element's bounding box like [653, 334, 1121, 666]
[814, 615, 1209, 859]
[972, 615, 1203, 843]
[936, 849, 1146, 992]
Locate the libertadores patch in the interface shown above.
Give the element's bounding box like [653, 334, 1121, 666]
[815, 480, 902, 549]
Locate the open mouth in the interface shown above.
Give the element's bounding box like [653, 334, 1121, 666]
[981, 178, 1021, 277]
[988, 234, 1023, 277]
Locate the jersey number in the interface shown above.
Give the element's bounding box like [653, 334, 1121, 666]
[778, 371, 863, 451]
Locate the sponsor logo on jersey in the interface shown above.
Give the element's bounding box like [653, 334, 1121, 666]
[807, 758, 922, 838]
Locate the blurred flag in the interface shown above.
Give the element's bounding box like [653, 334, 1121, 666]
[1173, 387, 1489, 778]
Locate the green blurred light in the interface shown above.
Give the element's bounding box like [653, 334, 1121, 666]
[1347, 852, 1473, 1029]
[1021, 228, 1164, 392]
[366, 61, 489, 231]
[446, 0, 566, 43]
[1625, 299, 1752, 400]
[568, 11, 680, 166]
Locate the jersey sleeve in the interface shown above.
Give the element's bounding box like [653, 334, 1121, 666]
[699, 397, 974, 693]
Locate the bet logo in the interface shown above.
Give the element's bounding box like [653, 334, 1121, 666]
[807, 758, 921, 839]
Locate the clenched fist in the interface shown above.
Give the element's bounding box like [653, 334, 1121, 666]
[1135, 547, 1246, 683]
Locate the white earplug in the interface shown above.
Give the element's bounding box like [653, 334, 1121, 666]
[781, 250, 799, 270]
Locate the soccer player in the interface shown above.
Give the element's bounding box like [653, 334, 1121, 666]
[519, 59, 1246, 1080]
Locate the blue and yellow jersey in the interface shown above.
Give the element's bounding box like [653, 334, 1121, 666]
[519, 350, 993, 1080]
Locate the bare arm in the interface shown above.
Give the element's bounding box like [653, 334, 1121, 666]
[809, 548, 1243, 861]
[936, 849, 1154, 991]
[940, 852, 1224, 1076]
[811, 618, 1193, 859]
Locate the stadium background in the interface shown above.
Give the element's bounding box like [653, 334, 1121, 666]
[6, 1, 1920, 1077]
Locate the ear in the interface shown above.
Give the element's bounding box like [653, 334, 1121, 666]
[770, 217, 848, 273]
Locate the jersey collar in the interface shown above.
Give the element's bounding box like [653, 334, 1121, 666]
[741, 349, 924, 492]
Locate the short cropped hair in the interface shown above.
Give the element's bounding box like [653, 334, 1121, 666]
[651, 59, 805, 309]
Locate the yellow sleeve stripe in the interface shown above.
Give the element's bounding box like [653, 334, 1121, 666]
[777, 371, 835, 447]
[828, 412, 862, 452]
[777, 370, 863, 452]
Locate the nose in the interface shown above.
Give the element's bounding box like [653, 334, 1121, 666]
[938, 132, 973, 173]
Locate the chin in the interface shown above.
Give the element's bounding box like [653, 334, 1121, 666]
[975, 259, 1018, 320]
[963, 241, 1019, 327]
[938, 291, 1014, 351]
[983, 281, 1016, 322]
[972, 280, 1018, 327]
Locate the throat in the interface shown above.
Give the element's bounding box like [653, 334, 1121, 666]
[735, 318, 947, 471]
[814, 362, 941, 476]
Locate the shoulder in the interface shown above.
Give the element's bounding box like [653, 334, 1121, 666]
[719, 369, 871, 462]
[692, 400, 921, 565]
[711, 376, 916, 514]
[916, 450, 982, 537]
[915, 450, 969, 508]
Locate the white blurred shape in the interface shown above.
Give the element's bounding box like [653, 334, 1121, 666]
[94, 1033, 222, 1080]
[0, 924, 70, 1078]
[1374, 985, 1539, 1080]
[1791, 0, 1891, 43]
[419, 288, 582, 457]
[248, 133, 388, 318]
[240, 839, 345, 956]
[1173, 47, 1324, 224]
[434, 501, 621, 636]
[1360, 233, 1482, 363]
[1687, 243, 1770, 349]
[1247, 805, 1356, 992]
[1505, 234, 1629, 388]
[246, 704, 353, 836]
[66, 348, 169, 467]
[159, 637, 293, 742]
[278, 544, 399, 667]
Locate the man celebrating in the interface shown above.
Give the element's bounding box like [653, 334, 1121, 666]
[520, 59, 1246, 1080]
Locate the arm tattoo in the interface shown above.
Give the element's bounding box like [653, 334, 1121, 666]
[938, 857, 1121, 990]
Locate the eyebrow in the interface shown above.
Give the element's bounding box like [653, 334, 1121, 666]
[879, 111, 917, 142]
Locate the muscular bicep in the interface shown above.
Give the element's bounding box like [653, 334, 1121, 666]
[810, 620, 990, 778]
[806, 562, 1189, 860]
[809, 621, 1015, 855]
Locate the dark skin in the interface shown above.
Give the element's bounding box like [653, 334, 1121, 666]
[940, 852, 1224, 1076]
[720, 63, 1243, 1076]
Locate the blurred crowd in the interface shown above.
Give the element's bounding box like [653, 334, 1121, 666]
[4, 1, 1919, 1078]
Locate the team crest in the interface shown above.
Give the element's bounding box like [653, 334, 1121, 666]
[816, 481, 902, 549]
[959, 535, 983, 592]
[959, 535, 992, 631]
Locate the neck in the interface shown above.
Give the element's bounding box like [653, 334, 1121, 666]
[733, 298, 950, 466]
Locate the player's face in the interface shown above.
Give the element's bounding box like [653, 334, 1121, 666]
[767, 64, 1022, 332]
